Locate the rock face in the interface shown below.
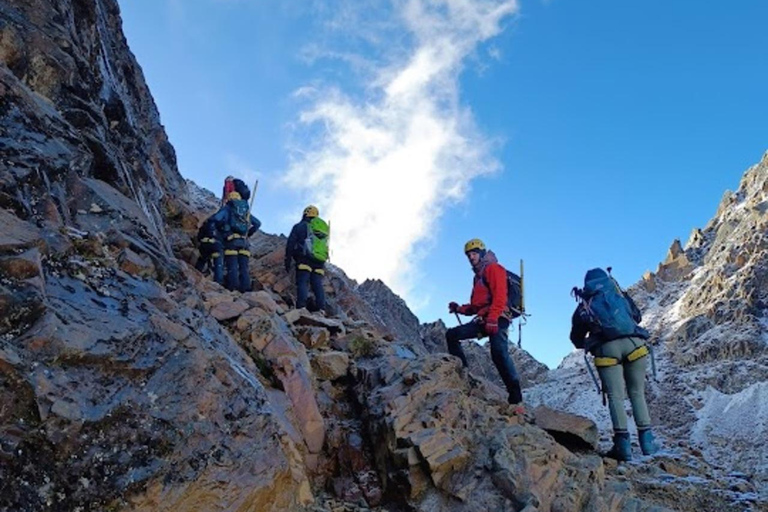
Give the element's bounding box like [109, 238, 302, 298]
[526, 153, 768, 508]
[1, 1, 766, 511]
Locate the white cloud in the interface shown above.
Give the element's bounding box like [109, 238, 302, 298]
[285, 0, 518, 304]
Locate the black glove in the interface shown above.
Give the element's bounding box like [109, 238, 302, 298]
[448, 301, 459, 314]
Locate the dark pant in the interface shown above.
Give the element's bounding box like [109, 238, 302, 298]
[224, 250, 251, 292]
[196, 242, 223, 284]
[446, 318, 523, 404]
[296, 267, 325, 311]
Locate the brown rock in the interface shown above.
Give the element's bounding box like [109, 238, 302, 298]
[242, 290, 283, 314]
[311, 351, 350, 381]
[119, 248, 156, 278]
[273, 355, 326, 454]
[0, 248, 43, 280]
[150, 314, 191, 342]
[0, 209, 42, 253]
[210, 298, 250, 321]
[533, 405, 598, 450]
[295, 326, 330, 349]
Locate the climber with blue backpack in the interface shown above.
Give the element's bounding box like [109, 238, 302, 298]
[284, 205, 329, 312]
[446, 238, 524, 408]
[570, 267, 659, 461]
[209, 190, 261, 292]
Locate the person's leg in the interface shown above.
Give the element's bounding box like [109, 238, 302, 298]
[445, 322, 480, 368]
[195, 246, 209, 272]
[238, 252, 251, 292]
[224, 252, 239, 291]
[622, 338, 658, 455]
[295, 268, 310, 309]
[623, 342, 651, 429]
[595, 339, 633, 461]
[595, 342, 629, 432]
[211, 250, 224, 284]
[488, 319, 522, 404]
[310, 269, 325, 310]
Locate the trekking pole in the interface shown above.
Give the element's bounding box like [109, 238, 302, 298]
[454, 312, 463, 325]
[247, 179, 259, 220]
[584, 351, 605, 404]
[519, 259, 525, 348]
[327, 219, 331, 263]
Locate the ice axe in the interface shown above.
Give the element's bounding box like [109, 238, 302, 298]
[247, 179, 259, 220]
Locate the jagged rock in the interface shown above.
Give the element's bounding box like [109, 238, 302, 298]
[242, 290, 283, 314]
[0, 247, 43, 280]
[533, 405, 598, 450]
[295, 326, 330, 349]
[0, 208, 43, 252]
[358, 278, 422, 344]
[284, 308, 346, 335]
[118, 247, 156, 278]
[311, 351, 350, 381]
[209, 297, 250, 321]
[642, 270, 657, 292]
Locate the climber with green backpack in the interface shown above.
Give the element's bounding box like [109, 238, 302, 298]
[210, 190, 261, 292]
[570, 267, 659, 461]
[284, 205, 329, 311]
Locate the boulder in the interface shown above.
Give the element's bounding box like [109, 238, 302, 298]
[533, 405, 598, 450]
[311, 351, 350, 381]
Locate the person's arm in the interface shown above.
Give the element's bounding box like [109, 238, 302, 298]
[570, 306, 589, 349]
[284, 223, 302, 269]
[248, 215, 262, 237]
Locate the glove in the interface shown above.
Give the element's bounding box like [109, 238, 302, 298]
[448, 301, 460, 314]
[484, 318, 499, 336]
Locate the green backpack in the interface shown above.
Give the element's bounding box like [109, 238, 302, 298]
[304, 217, 330, 263]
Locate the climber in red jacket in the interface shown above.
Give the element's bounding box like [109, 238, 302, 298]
[447, 238, 523, 406]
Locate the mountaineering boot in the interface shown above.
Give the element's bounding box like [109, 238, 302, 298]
[606, 431, 632, 461]
[638, 428, 659, 456]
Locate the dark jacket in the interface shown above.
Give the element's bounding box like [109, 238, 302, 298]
[285, 217, 323, 269]
[197, 218, 220, 244]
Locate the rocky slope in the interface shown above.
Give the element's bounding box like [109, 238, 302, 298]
[1, 1, 765, 511]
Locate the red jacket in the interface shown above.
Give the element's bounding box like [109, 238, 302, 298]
[461, 251, 508, 322]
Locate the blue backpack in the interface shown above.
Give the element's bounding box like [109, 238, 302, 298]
[576, 268, 648, 346]
[228, 199, 250, 235]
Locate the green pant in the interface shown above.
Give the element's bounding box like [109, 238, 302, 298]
[594, 336, 651, 432]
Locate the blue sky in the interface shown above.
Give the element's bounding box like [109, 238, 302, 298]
[118, 0, 768, 368]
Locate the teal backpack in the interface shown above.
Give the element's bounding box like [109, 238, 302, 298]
[575, 268, 648, 347]
[228, 199, 250, 235]
[304, 217, 329, 263]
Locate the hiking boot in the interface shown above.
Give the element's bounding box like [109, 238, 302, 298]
[507, 385, 523, 405]
[638, 428, 659, 456]
[606, 431, 632, 462]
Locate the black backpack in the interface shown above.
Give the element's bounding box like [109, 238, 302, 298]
[233, 179, 250, 201]
[482, 266, 524, 319]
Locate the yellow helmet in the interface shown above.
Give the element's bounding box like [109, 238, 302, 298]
[227, 191, 242, 201]
[464, 238, 486, 254]
[303, 205, 319, 218]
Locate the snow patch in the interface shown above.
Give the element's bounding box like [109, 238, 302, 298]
[690, 382, 768, 479]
